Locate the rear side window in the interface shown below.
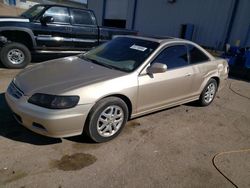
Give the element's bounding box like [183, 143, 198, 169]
[71, 9, 94, 25]
[43, 6, 70, 24]
[188, 45, 209, 64]
[154, 45, 189, 69]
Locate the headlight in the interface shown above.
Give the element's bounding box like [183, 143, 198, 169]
[28, 93, 79, 109]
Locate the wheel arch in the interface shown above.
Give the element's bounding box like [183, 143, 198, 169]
[82, 93, 133, 139]
[199, 74, 221, 95]
[211, 76, 220, 88]
[100, 94, 133, 120]
[0, 27, 36, 49]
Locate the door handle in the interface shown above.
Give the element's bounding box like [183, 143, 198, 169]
[185, 73, 192, 77]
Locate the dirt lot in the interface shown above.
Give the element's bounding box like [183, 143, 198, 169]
[0, 3, 24, 16]
[0, 65, 250, 188]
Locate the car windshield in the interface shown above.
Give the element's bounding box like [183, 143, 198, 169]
[81, 37, 159, 72]
[21, 5, 45, 19]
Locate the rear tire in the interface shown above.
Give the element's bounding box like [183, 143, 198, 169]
[0, 42, 31, 69]
[84, 97, 129, 143]
[198, 78, 218, 106]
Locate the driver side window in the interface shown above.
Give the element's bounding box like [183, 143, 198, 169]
[43, 7, 70, 24]
[153, 45, 189, 69]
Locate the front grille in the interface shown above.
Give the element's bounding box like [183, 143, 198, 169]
[7, 81, 24, 99]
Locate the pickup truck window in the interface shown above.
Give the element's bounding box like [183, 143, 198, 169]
[82, 37, 159, 72]
[70, 9, 94, 26]
[43, 6, 70, 24]
[21, 5, 45, 19]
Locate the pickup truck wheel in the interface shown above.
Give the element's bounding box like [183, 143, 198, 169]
[85, 97, 129, 143]
[0, 42, 31, 69]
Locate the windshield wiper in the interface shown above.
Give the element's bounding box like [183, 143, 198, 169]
[97, 61, 116, 70]
[20, 14, 26, 18]
[80, 55, 129, 72]
[20, 14, 31, 20]
[80, 55, 116, 70]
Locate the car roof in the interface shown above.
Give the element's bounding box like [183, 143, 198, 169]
[115, 35, 191, 44]
[114, 35, 216, 60]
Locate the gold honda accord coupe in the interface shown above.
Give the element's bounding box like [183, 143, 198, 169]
[5, 36, 228, 142]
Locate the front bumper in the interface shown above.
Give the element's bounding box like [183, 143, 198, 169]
[5, 91, 93, 138]
[0, 35, 7, 46]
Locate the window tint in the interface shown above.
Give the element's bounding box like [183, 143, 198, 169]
[71, 9, 94, 25]
[21, 5, 45, 19]
[83, 37, 159, 72]
[188, 45, 209, 64]
[43, 7, 69, 23]
[154, 45, 189, 69]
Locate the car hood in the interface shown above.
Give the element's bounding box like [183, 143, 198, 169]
[14, 56, 126, 95]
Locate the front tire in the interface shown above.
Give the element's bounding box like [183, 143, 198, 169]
[199, 78, 218, 106]
[0, 42, 31, 69]
[84, 97, 129, 143]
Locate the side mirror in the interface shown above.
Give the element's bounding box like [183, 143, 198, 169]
[40, 16, 54, 25]
[147, 63, 167, 74]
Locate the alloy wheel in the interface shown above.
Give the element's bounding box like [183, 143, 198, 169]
[97, 105, 124, 137]
[204, 83, 216, 103]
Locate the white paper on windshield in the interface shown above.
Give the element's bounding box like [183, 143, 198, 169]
[130, 44, 147, 51]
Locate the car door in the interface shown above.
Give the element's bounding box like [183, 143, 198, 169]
[69, 8, 99, 51]
[137, 44, 195, 113]
[32, 6, 74, 50]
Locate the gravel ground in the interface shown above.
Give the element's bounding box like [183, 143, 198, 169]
[0, 65, 250, 188]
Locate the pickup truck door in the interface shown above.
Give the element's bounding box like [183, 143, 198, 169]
[69, 9, 99, 51]
[31, 6, 74, 50]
